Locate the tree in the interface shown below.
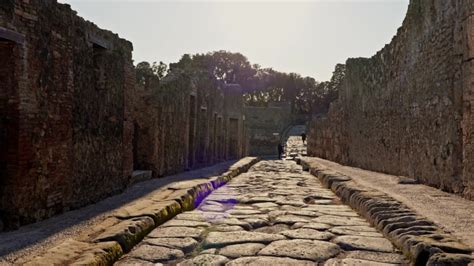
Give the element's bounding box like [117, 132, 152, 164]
[136, 61, 168, 88]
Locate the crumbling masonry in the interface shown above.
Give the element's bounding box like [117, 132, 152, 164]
[0, 0, 247, 230]
[308, 0, 474, 199]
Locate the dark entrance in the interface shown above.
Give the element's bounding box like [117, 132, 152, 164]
[228, 118, 239, 159]
[187, 95, 196, 168]
[0, 37, 19, 229]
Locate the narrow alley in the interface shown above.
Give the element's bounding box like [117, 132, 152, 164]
[115, 134, 407, 265]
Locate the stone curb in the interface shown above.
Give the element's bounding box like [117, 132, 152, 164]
[299, 157, 474, 266]
[23, 157, 259, 265]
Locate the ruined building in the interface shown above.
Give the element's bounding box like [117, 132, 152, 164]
[308, 0, 474, 199]
[0, 0, 247, 230]
[244, 102, 292, 156]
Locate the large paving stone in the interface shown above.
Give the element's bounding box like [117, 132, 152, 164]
[128, 244, 184, 263]
[148, 227, 204, 240]
[115, 257, 160, 265]
[324, 258, 397, 266]
[254, 224, 290, 234]
[161, 219, 210, 228]
[252, 202, 279, 208]
[274, 215, 310, 225]
[312, 215, 368, 226]
[211, 225, 244, 232]
[302, 223, 332, 231]
[178, 254, 229, 266]
[329, 226, 382, 237]
[280, 228, 334, 240]
[93, 216, 155, 252]
[333, 236, 396, 253]
[212, 218, 252, 229]
[218, 243, 266, 258]
[226, 256, 314, 265]
[345, 251, 407, 264]
[24, 240, 123, 266]
[203, 231, 285, 248]
[258, 239, 342, 261]
[144, 237, 198, 253]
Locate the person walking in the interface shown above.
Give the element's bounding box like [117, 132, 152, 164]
[301, 132, 306, 144]
[277, 143, 284, 160]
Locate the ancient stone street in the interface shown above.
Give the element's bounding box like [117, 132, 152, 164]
[116, 157, 408, 265]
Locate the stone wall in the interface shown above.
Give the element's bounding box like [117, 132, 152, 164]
[308, 0, 474, 199]
[0, 1, 249, 230]
[0, 0, 134, 229]
[133, 74, 248, 178]
[244, 102, 292, 156]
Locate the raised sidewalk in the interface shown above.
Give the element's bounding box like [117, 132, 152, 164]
[0, 157, 259, 265]
[300, 157, 474, 265]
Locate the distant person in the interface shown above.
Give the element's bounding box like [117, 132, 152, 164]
[301, 132, 306, 144]
[277, 143, 284, 159]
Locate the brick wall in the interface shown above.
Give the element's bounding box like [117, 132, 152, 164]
[244, 102, 292, 156]
[308, 0, 474, 199]
[0, 0, 134, 229]
[0, 0, 249, 230]
[133, 72, 248, 178]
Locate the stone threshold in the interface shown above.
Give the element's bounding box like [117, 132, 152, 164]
[21, 157, 259, 265]
[298, 157, 473, 266]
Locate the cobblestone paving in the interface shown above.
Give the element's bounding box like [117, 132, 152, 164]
[116, 156, 408, 265]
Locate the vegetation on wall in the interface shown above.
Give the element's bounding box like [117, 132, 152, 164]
[135, 50, 346, 115]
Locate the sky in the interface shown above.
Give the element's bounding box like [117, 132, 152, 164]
[58, 0, 409, 81]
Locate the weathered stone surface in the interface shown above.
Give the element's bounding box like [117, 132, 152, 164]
[258, 239, 342, 261]
[24, 240, 123, 266]
[148, 227, 205, 240]
[345, 251, 407, 264]
[329, 226, 382, 237]
[306, 0, 474, 200]
[211, 225, 245, 232]
[426, 253, 474, 266]
[114, 258, 160, 266]
[144, 237, 198, 253]
[93, 217, 155, 252]
[312, 216, 367, 226]
[280, 228, 334, 240]
[274, 215, 310, 225]
[302, 223, 332, 231]
[203, 231, 285, 248]
[226, 256, 314, 266]
[253, 224, 291, 234]
[178, 254, 229, 265]
[128, 244, 184, 263]
[333, 236, 395, 253]
[252, 202, 279, 209]
[161, 219, 210, 228]
[218, 243, 266, 258]
[324, 258, 397, 266]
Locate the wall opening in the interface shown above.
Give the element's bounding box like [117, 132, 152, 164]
[188, 95, 196, 168]
[93, 44, 107, 91]
[213, 113, 217, 162]
[228, 118, 239, 159]
[217, 116, 223, 160]
[197, 107, 208, 165]
[132, 122, 139, 170]
[0, 38, 18, 228]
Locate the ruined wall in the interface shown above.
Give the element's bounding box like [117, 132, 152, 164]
[244, 102, 292, 156]
[0, 0, 134, 228]
[308, 0, 474, 199]
[133, 73, 248, 179]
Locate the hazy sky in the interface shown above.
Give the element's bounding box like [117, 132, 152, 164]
[59, 0, 409, 81]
